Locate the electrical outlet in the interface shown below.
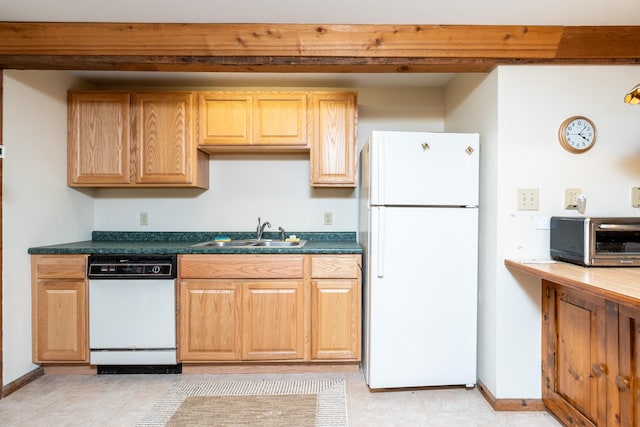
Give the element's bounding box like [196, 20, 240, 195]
[632, 187, 640, 208]
[323, 211, 333, 225]
[517, 188, 539, 210]
[139, 212, 149, 226]
[564, 188, 582, 209]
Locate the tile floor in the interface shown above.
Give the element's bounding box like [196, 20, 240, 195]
[0, 371, 562, 426]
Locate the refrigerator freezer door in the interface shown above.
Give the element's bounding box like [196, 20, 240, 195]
[369, 131, 479, 207]
[364, 206, 478, 388]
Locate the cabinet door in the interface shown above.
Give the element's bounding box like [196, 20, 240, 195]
[253, 93, 307, 146]
[133, 92, 196, 185]
[309, 92, 357, 187]
[34, 280, 88, 362]
[242, 280, 305, 360]
[311, 279, 361, 360]
[178, 280, 241, 361]
[68, 91, 131, 185]
[199, 92, 252, 145]
[542, 282, 606, 427]
[617, 305, 640, 427]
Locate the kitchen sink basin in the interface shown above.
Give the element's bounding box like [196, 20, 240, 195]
[192, 239, 257, 247]
[253, 240, 305, 247]
[192, 239, 306, 248]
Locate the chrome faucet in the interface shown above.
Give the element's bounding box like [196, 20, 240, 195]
[256, 217, 271, 240]
[278, 227, 285, 241]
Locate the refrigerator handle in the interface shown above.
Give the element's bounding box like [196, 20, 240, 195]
[377, 206, 385, 278]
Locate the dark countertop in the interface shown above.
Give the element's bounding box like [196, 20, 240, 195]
[28, 231, 362, 255]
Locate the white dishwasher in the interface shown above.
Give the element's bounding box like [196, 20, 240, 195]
[88, 255, 180, 374]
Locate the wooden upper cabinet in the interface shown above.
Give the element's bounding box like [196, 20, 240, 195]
[199, 92, 252, 145]
[198, 91, 308, 151]
[68, 90, 209, 188]
[68, 92, 131, 185]
[133, 92, 204, 185]
[309, 92, 358, 187]
[253, 93, 307, 146]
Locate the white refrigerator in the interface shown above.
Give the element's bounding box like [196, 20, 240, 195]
[358, 130, 479, 389]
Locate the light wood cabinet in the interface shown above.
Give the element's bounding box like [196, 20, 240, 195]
[178, 253, 361, 363]
[198, 92, 252, 145]
[310, 255, 361, 360]
[309, 92, 358, 187]
[178, 254, 307, 362]
[242, 280, 305, 360]
[31, 255, 88, 363]
[198, 91, 308, 150]
[179, 280, 242, 361]
[68, 92, 131, 185]
[68, 90, 209, 188]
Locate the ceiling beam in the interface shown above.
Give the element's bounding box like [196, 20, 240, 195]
[0, 23, 638, 72]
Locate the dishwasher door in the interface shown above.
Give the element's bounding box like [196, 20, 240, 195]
[89, 279, 177, 365]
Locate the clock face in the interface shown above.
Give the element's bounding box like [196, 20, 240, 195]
[559, 116, 597, 153]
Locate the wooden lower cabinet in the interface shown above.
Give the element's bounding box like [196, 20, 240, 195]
[178, 280, 242, 361]
[310, 255, 361, 360]
[543, 280, 640, 426]
[178, 254, 361, 363]
[242, 280, 305, 360]
[311, 279, 360, 360]
[31, 255, 88, 363]
[616, 305, 640, 427]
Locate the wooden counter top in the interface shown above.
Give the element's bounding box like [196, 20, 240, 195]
[505, 259, 640, 307]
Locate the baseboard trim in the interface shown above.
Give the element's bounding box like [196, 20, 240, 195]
[2, 366, 44, 398]
[477, 379, 546, 411]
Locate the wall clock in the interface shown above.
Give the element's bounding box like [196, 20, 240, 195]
[558, 116, 597, 153]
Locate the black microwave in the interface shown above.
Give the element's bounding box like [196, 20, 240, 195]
[550, 216, 640, 267]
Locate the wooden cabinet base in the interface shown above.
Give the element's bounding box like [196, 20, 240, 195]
[180, 362, 360, 375]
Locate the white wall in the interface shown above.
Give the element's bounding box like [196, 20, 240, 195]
[93, 87, 445, 232]
[445, 72, 500, 395]
[447, 65, 640, 399]
[2, 70, 95, 385]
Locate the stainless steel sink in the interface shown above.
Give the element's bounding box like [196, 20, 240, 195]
[192, 239, 257, 247]
[192, 239, 306, 248]
[253, 240, 305, 247]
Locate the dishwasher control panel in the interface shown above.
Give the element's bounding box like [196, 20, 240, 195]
[88, 255, 176, 279]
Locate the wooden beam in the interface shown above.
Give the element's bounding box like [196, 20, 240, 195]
[0, 23, 638, 72]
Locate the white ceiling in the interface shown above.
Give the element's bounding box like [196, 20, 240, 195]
[3, 0, 640, 25]
[4, 0, 639, 87]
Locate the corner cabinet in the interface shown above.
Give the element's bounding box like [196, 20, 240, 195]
[542, 280, 640, 427]
[68, 91, 209, 188]
[309, 92, 358, 187]
[31, 255, 89, 363]
[177, 253, 361, 363]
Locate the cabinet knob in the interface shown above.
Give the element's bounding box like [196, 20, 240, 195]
[616, 375, 631, 390]
[592, 362, 608, 377]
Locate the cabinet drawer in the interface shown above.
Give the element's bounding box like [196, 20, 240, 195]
[180, 254, 304, 279]
[33, 255, 87, 279]
[311, 255, 360, 278]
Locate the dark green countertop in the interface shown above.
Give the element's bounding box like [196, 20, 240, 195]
[28, 231, 362, 255]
